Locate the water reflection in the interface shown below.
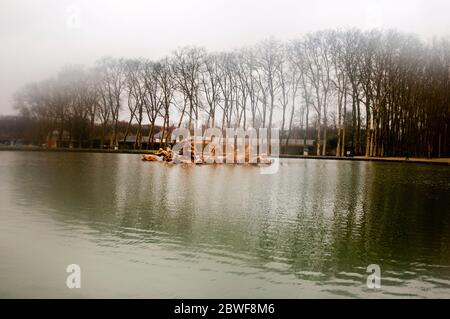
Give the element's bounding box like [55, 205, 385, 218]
[1, 151, 449, 297]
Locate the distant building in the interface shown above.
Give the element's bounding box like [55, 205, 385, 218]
[119, 132, 175, 149]
[280, 138, 314, 146]
[47, 130, 70, 148]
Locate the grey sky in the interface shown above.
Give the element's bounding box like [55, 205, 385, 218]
[1, 0, 449, 114]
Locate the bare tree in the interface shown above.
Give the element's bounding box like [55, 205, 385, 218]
[172, 47, 205, 130]
[97, 57, 125, 149]
[155, 58, 175, 148]
[256, 38, 282, 135]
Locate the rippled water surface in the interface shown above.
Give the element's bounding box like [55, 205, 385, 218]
[0, 151, 449, 298]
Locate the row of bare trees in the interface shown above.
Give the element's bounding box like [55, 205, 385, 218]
[13, 29, 450, 157]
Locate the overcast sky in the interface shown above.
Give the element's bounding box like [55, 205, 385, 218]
[1, 0, 449, 114]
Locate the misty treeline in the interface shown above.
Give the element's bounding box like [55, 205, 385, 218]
[13, 29, 450, 157]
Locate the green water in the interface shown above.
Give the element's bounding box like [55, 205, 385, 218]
[0, 151, 449, 298]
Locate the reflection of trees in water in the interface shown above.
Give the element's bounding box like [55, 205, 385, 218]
[359, 164, 450, 267]
[12, 154, 450, 277]
[329, 161, 365, 271]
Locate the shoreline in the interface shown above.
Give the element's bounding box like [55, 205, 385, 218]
[0, 146, 154, 155]
[280, 154, 450, 166]
[1, 146, 449, 166]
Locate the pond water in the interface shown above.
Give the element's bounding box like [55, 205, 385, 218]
[0, 151, 449, 298]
